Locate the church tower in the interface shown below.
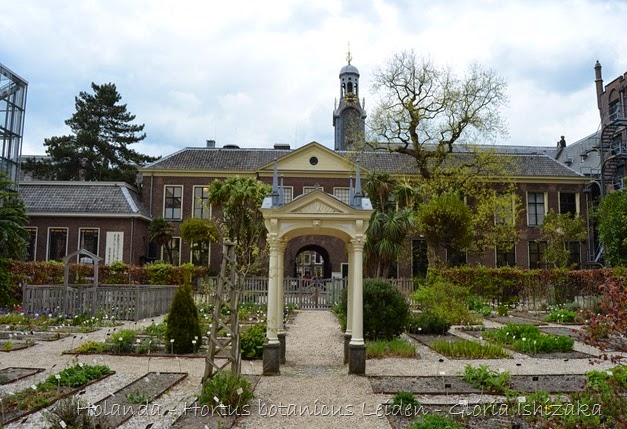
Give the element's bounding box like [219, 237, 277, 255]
[333, 49, 366, 151]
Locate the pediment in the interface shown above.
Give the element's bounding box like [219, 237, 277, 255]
[259, 141, 356, 173]
[282, 190, 355, 215]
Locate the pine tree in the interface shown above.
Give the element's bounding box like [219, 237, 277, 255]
[165, 284, 202, 354]
[22, 83, 158, 184]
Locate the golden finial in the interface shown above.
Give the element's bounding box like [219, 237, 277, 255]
[346, 42, 352, 65]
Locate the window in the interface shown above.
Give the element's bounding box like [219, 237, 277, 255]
[559, 192, 577, 215]
[495, 193, 515, 225]
[193, 186, 211, 219]
[47, 228, 68, 261]
[567, 241, 581, 268]
[334, 187, 351, 205]
[303, 186, 322, 195]
[190, 241, 210, 267]
[527, 192, 546, 226]
[161, 237, 181, 266]
[496, 242, 516, 267]
[164, 186, 183, 219]
[78, 228, 99, 262]
[25, 227, 37, 261]
[446, 246, 467, 267]
[609, 99, 621, 121]
[412, 238, 428, 278]
[528, 241, 547, 269]
[282, 186, 293, 204]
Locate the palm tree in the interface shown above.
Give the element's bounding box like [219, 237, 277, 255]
[148, 216, 174, 264]
[363, 172, 415, 277]
[0, 175, 29, 260]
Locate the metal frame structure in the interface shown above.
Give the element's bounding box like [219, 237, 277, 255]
[0, 64, 28, 187]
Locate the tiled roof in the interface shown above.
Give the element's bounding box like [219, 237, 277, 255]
[143, 146, 583, 178]
[18, 182, 150, 218]
[143, 147, 291, 171]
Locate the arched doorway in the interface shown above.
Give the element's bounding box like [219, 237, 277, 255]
[294, 244, 331, 278]
[260, 186, 373, 376]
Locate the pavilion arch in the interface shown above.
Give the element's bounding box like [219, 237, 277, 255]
[260, 187, 373, 375]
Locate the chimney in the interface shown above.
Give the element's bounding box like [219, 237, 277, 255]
[595, 61, 604, 110]
[206, 139, 216, 148]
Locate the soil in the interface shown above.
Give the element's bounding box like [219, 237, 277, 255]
[0, 339, 35, 352]
[489, 315, 547, 325]
[0, 367, 44, 384]
[369, 374, 587, 395]
[86, 371, 187, 428]
[170, 375, 261, 429]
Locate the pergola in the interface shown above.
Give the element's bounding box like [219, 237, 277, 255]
[259, 161, 373, 375]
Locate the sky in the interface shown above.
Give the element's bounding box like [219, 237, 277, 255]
[3, 0, 627, 158]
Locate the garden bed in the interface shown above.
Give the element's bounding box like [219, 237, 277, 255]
[370, 374, 587, 395]
[0, 364, 114, 426]
[170, 375, 260, 429]
[0, 367, 45, 384]
[408, 333, 512, 359]
[489, 315, 547, 325]
[85, 371, 187, 427]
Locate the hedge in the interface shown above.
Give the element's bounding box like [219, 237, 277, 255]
[1, 261, 210, 306]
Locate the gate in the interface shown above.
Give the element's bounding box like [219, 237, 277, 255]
[284, 277, 346, 309]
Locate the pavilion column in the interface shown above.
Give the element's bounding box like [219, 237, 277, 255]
[344, 242, 354, 364]
[263, 236, 281, 375]
[348, 235, 366, 374]
[276, 239, 287, 364]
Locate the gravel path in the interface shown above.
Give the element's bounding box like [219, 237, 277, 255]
[233, 310, 392, 429]
[1, 310, 622, 428]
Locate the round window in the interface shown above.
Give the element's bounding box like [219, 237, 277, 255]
[309, 156, 319, 166]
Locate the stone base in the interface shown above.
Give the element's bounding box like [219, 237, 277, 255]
[348, 343, 366, 375]
[343, 334, 351, 365]
[263, 342, 281, 375]
[278, 332, 286, 364]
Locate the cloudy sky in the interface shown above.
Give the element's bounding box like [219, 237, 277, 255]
[3, 0, 627, 158]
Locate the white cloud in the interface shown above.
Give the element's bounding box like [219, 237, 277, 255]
[3, 0, 627, 158]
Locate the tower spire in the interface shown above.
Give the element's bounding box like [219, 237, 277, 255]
[346, 42, 352, 65]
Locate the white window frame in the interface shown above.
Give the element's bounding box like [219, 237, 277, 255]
[526, 191, 548, 226]
[282, 186, 294, 204]
[189, 241, 212, 267]
[77, 227, 100, 262]
[495, 242, 516, 267]
[192, 186, 212, 219]
[333, 187, 351, 205]
[162, 236, 182, 266]
[46, 227, 69, 261]
[163, 185, 184, 220]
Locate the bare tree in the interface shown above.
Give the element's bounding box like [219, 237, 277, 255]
[368, 50, 508, 179]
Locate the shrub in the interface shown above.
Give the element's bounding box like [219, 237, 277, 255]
[543, 308, 579, 323]
[146, 263, 177, 285]
[391, 391, 421, 416]
[413, 275, 477, 324]
[165, 284, 202, 354]
[199, 371, 253, 411]
[44, 396, 110, 429]
[73, 341, 109, 354]
[409, 414, 460, 429]
[240, 323, 266, 359]
[462, 364, 512, 395]
[361, 279, 410, 340]
[337, 279, 410, 340]
[109, 329, 137, 353]
[406, 311, 451, 335]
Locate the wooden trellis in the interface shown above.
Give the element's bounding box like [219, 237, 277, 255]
[203, 241, 242, 381]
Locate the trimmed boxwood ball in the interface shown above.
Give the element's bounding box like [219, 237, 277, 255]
[340, 279, 410, 340]
[165, 284, 202, 354]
